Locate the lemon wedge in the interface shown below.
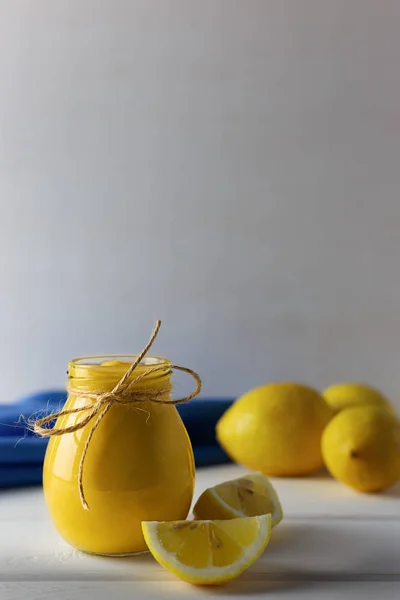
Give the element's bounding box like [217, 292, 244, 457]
[142, 515, 271, 585]
[193, 473, 283, 528]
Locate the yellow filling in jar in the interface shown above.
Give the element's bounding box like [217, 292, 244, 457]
[43, 356, 195, 555]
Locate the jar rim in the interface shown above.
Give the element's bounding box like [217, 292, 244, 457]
[70, 354, 169, 367]
[68, 355, 171, 383]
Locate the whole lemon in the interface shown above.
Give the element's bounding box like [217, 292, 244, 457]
[216, 383, 333, 476]
[322, 405, 400, 492]
[323, 383, 393, 414]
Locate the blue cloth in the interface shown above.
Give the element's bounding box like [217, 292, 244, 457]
[0, 391, 233, 487]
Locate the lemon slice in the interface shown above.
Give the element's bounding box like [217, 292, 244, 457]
[142, 515, 271, 585]
[193, 473, 283, 527]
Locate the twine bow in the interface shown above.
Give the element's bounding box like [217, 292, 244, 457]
[33, 320, 202, 510]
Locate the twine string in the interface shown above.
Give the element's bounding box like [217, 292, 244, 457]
[32, 320, 202, 510]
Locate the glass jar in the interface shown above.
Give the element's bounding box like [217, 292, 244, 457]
[43, 355, 195, 555]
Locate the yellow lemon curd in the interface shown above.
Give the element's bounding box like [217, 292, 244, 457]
[43, 356, 195, 555]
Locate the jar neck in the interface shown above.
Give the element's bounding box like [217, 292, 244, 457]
[68, 355, 171, 393]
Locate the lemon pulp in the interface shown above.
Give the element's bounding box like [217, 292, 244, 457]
[142, 515, 271, 585]
[194, 473, 283, 527]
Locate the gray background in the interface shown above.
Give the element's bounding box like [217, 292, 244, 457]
[1, 0, 400, 407]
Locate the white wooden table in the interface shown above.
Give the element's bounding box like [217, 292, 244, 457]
[1, 464, 399, 599]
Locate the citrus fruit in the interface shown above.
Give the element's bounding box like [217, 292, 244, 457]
[193, 473, 283, 527]
[323, 383, 393, 414]
[322, 405, 400, 492]
[142, 514, 271, 585]
[216, 383, 333, 476]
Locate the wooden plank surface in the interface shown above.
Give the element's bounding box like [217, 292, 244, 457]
[0, 465, 399, 599]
